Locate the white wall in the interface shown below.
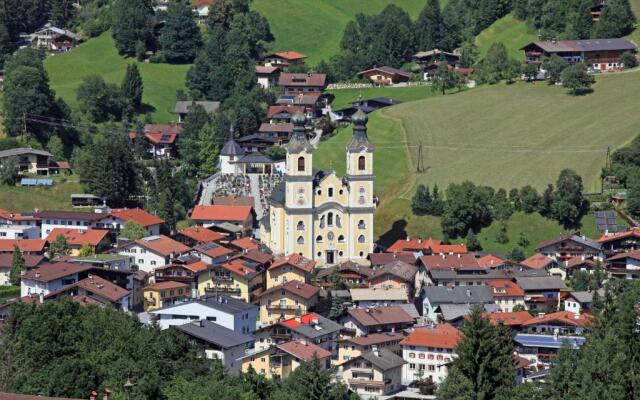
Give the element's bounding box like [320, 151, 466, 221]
[0, 225, 40, 239]
[151, 302, 257, 333]
[402, 345, 456, 385]
[119, 244, 168, 274]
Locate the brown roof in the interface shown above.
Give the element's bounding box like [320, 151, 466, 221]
[358, 66, 411, 79]
[144, 124, 182, 135]
[144, 281, 189, 291]
[347, 306, 414, 327]
[111, 208, 164, 227]
[388, 237, 468, 254]
[230, 237, 261, 251]
[22, 262, 92, 283]
[0, 254, 44, 268]
[482, 311, 535, 326]
[75, 275, 129, 302]
[267, 106, 304, 119]
[241, 250, 273, 265]
[0, 392, 83, 400]
[35, 210, 108, 221]
[278, 73, 326, 88]
[211, 196, 255, 207]
[369, 252, 416, 266]
[0, 239, 46, 253]
[270, 253, 315, 273]
[133, 235, 190, 257]
[191, 205, 253, 222]
[369, 260, 417, 282]
[259, 122, 294, 133]
[270, 51, 307, 60]
[278, 340, 332, 361]
[400, 324, 461, 349]
[260, 280, 319, 300]
[177, 226, 225, 243]
[255, 65, 280, 74]
[565, 256, 598, 269]
[193, 242, 234, 259]
[419, 253, 479, 271]
[606, 250, 640, 262]
[520, 253, 554, 270]
[522, 311, 593, 328]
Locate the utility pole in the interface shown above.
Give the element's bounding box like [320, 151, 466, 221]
[22, 112, 27, 141]
[417, 141, 424, 172]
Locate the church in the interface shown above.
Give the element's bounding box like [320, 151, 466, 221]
[261, 109, 376, 266]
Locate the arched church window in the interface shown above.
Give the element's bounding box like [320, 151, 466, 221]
[327, 212, 334, 226]
[316, 235, 323, 243]
[336, 214, 341, 227]
[359, 196, 366, 205]
[297, 221, 305, 230]
[358, 235, 365, 243]
[297, 156, 305, 172]
[297, 236, 304, 244]
[358, 156, 366, 171]
[338, 235, 345, 243]
[358, 220, 366, 229]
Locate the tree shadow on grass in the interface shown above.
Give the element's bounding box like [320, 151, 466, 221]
[139, 103, 157, 114]
[377, 219, 408, 249]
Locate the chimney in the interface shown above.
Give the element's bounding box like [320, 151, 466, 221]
[90, 391, 98, 400]
[372, 345, 379, 357]
[35, 272, 41, 278]
[38, 292, 44, 304]
[466, 288, 471, 297]
[103, 387, 112, 400]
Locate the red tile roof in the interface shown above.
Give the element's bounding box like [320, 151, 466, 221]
[486, 279, 525, 297]
[522, 311, 593, 328]
[192, 0, 212, 7]
[22, 262, 92, 283]
[267, 105, 304, 118]
[347, 306, 414, 327]
[144, 281, 189, 291]
[278, 340, 332, 361]
[177, 226, 225, 243]
[400, 324, 461, 349]
[255, 65, 280, 74]
[270, 253, 315, 273]
[75, 275, 129, 302]
[46, 228, 108, 247]
[220, 259, 258, 277]
[260, 280, 319, 300]
[388, 237, 468, 254]
[191, 205, 253, 222]
[145, 132, 177, 145]
[111, 208, 163, 227]
[606, 250, 640, 261]
[419, 253, 479, 271]
[273, 51, 307, 60]
[565, 256, 598, 269]
[231, 236, 260, 251]
[0, 209, 39, 222]
[0, 239, 46, 253]
[598, 228, 640, 243]
[520, 253, 554, 270]
[482, 311, 534, 327]
[144, 124, 182, 135]
[0, 254, 44, 268]
[281, 312, 322, 328]
[477, 254, 506, 268]
[183, 260, 208, 273]
[134, 235, 190, 257]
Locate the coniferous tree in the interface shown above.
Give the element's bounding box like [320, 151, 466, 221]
[197, 122, 220, 178]
[626, 177, 640, 218]
[177, 103, 210, 176]
[49, 0, 75, 27]
[593, 0, 636, 38]
[158, 0, 202, 64]
[569, 0, 594, 39]
[415, 0, 443, 51]
[121, 64, 144, 114]
[431, 184, 445, 216]
[539, 184, 555, 217]
[112, 0, 155, 57]
[411, 184, 432, 216]
[9, 245, 25, 286]
[466, 229, 482, 251]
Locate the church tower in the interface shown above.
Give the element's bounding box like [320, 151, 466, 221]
[284, 111, 314, 256]
[345, 109, 375, 260]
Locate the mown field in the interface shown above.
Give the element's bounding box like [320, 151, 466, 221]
[327, 85, 438, 110]
[475, 13, 537, 60]
[252, 0, 426, 66]
[0, 180, 83, 212]
[45, 31, 189, 124]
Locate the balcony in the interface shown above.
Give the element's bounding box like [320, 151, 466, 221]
[348, 379, 385, 388]
[205, 286, 242, 294]
[266, 303, 301, 310]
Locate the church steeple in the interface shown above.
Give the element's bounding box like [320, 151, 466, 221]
[286, 111, 313, 154]
[347, 109, 374, 153]
[220, 125, 244, 157]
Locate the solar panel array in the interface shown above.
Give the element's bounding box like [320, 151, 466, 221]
[595, 210, 617, 232]
[160, 134, 172, 143]
[20, 178, 53, 186]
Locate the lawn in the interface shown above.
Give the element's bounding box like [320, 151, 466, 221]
[45, 31, 190, 123]
[252, 0, 426, 66]
[475, 13, 537, 60]
[0, 180, 83, 212]
[327, 85, 438, 110]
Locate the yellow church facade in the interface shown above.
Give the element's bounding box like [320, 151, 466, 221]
[261, 110, 375, 266]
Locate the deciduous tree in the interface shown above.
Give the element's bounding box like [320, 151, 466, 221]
[561, 63, 595, 95]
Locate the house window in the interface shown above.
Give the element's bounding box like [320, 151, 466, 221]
[409, 352, 415, 358]
[138, 259, 143, 264]
[358, 156, 366, 171]
[151, 261, 156, 266]
[297, 156, 305, 172]
[409, 363, 416, 370]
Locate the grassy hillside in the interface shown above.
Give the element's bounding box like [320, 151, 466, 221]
[0, 180, 83, 212]
[476, 13, 537, 60]
[252, 0, 426, 66]
[45, 32, 189, 123]
[328, 85, 438, 110]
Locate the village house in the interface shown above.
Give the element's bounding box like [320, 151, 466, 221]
[0, 254, 44, 285]
[33, 23, 81, 51]
[278, 72, 327, 94]
[477, 253, 508, 269]
[0, 148, 55, 175]
[142, 280, 189, 311]
[128, 124, 183, 158]
[35, 210, 109, 238]
[564, 289, 603, 314]
[255, 65, 281, 90]
[341, 347, 406, 397]
[153, 255, 208, 290]
[229, 236, 262, 253]
[253, 313, 342, 359]
[266, 253, 315, 289]
[198, 258, 263, 302]
[262, 111, 375, 266]
[349, 287, 409, 308]
[482, 311, 535, 331]
[118, 235, 190, 274]
[0, 209, 40, 227]
[191, 0, 213, 20]
[236, 134, 278, 154]
[605, 250, 640, 279]
[523, 310, 593, 336]
[416, 253, 480, 289]
[241, 340, 332, 379]
[367, 260, 418, 298]
[486, 279, 526, 312]
[0, 239, 47, 255]
[338, 331, 405, 364]
[20, 262, 92, 297]
[190, 242, 234, 265]
[149, 294, 258, 332]
[421, 285, 496, 323]
[598, 228, 640, 256]
[515, 333, 586, 366]
[263, 51, 307, 68]
[401, 323, 461, 385]
[520, 253, 566, 278]
[0, 224, 40, 240]
[46, 228, 110, 256]
[191, 205, 255, 234]
[173, 225, 225, 247]
[258, 280, 320, 324]
[275, 93, 323, 118]
[358, 66, 412, 86]
[521, 38, 637, 71]
[109, 208, 164, 237]
[515, 276, 567, 313]
[316, 261, 373, 289]
[536, 234, 602, 262]
[341, 306, 415, 337]
[388, 237, 468, 255]
[564, 255, 599, 277]
[267, 105, 305, 123]
[51, 274, 132, 312]
[369, 252, 416, 269]
[176, 320, 254, 373]
[258, 122, 294, 143]
[424, 266, 543, 288]
[174, 101, 220, 123]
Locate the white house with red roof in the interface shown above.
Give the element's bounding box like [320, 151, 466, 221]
[110, 208, 163, 236]
[264, 51, 307, 68]
[118, 235, 190, 273]
[191, 205, 254, 233]
[266, 253, 315, 289]
[522, 310, 593, 335]
[401, 323, 462, 384]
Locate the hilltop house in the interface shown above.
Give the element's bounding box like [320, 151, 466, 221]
[174, 101, 220, 123]
[264, 51, 307, 68]
[599, 228, 640, 255]
[0, 148, 55, 175]
[536, 234, 602, 262]
[358, 66, 412, 86]
[278, 73, 327, 94]
[128, 124, 183, 158]
[33, 24, 81, 51]
[255, 65, 281, 89]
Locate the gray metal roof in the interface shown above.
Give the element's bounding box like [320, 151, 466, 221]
[287, 315, 342, 339]
[268, 181, 285, 206]
[397, 303, 420, 319]
[423, 285, 494, 304]
[357, 348, 406, 371]
[515, 276, 567, 291]
[176, 320, 254, 348]
[151, 294, 257, 315]
[174, 101, 220, 114]
[568, 288, 603, 303]
[439, 303, 499, 321]
[0, 147, 52, 158]
[220, 137, 245, 156]
[236, 153, 276, 164]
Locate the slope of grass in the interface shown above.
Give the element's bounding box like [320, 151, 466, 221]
[45, 32, 189, 123]
[252, 0, 426, 66]
[476, 13, 537, 60]
[0, 180, 83, 212]
[328, 85, 438, 110]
